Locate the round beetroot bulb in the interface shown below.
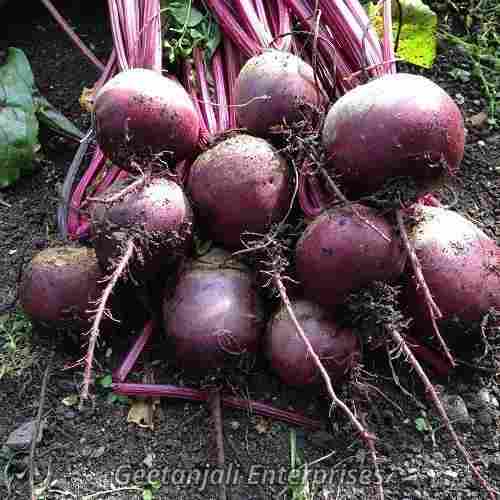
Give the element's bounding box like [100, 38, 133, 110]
[267, 299, 360, 387]
[235, 50, 323, 136]
[164, 249, 265, 370]
[187, 134, 291, 248]
[295, 204, 405, 308]
[94, 68, 199, 172]
[90, 178, 193, 275]
[20, 246, 103, 325]
[322, 73, 465, 195]
[406, 204, 500, 322]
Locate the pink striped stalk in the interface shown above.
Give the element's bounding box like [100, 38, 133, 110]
[114, 320, 155, 382]
[193, 47, 218, 136]
[112, 382, 322, 430]
[283, 0, 359, 94]
[223, 39, 241, 129]
[205, 0, 293, 56]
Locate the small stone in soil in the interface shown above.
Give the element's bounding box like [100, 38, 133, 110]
[5, 420, 45, 451]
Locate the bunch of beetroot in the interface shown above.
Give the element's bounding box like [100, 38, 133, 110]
[19, 0, 499, 498]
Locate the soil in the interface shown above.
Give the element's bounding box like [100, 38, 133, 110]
[0, 2, 499, 499]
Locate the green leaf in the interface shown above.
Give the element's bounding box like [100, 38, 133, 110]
[149, 479, 161, 490]
[415, 416, 430, 432]
[0, 47, 35, 112]
[0, 47, 39, 188]
[142, 489, 153, 500]
[97, 374, 113, 388]
[161, 0, 221, 64]
[34, 95, 84, 142]
[367, 0, 437, 69]
[394, 0, 438, 69]
[168, 3, 204, 28]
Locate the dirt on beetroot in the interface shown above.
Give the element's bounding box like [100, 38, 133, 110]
[0, 2, 499, 500]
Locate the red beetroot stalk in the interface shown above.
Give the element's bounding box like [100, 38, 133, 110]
[381, 0, 396, 73]
[317, 0, 383, 73]
[264, 0, 292, 51]
[203, 0, 260, 56]
[396, 210, 456, 367]
[59, 49, 117, 240]
[273, 276, 385, 500]
[254, 0, 272, 37]
[114, 320, 154, 383]
[112, 383, 322, 430]
[210, 389, 228, 500]
[234, 0, 272, 47]
[183, 59, 211, 141]
[193, 47, 218, 136]
[67, 149, 107, 238]
[389, 327, 496, 499]
[283, 0, 359, 94]
[222, 40, 240, 129]
[212, 50, 230, 132]
[80, 240, 135, 407]
[40, 0, 105, 71]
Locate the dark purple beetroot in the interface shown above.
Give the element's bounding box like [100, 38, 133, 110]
[94, 68, 200, 172]
[90, 177, 193, 275]
[267, 299, 360, 387]
[295, 204, 405, 308]
[322, 73, 465, 195]
[187, 134, 291, 248]
[406, 204, 500, 323]
[163, 248, 265, 370]
[235, 50, 323, 137]
[20, 246, 103, 326]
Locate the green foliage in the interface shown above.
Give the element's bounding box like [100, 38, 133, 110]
[142, 479, 161, 499]
[161, 0, 221, 65]
[97, 373, 113, 388]
[0, 310, 33, 379]
[96, 372, 129, 405]
[0, 48, 39, 188]
[441, 0, 499, 124]
[368, 0, 438, 68]
[287, 430, 312, 500]
[415, 415, 432, 433]
[0, 47, 84, 188]
[393, 0, 438, 68]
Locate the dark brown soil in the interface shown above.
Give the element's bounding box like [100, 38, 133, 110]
[0, 2, 499, 500]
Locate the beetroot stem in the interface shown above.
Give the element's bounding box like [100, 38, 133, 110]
[396, 210, 456, 367]
[80, 239, 135, 407]
[112, 383, 322, 430]
[273, 276, 385, 500]
[210, 389, 228, 500]
[114, 320, 154, 383]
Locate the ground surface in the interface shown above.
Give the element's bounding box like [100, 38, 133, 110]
[0, 1, 499, 499]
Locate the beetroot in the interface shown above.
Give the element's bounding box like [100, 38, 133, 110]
[187, 134, 291, 248]
[406, 204, 500, 322]
[295, 204, 405, 308]
[163, 249, 265, 369]
[267, 299, 360, 387]
[235, 50, 323, 136]
[94, 68, 200, 172]
[322, 73, 465, 195]
[90, 177, 193, 275]
[20, 246, 103, 326]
